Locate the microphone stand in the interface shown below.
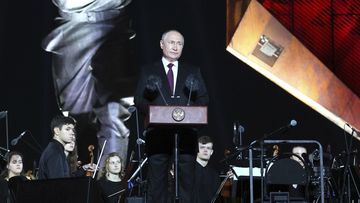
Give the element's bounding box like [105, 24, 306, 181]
[222, 121, 297, 203]
[18, 138, 42, 154]
[0, 147, 9, 161]
[0, 111, 10, 150]
[127, 157, 148, 186]
[155, 83, 168, 106]
[13, 131, 43, 154]
[5, 111, 9, 150]
[339, 127, 360, 203]
[220, 121, 294, 164]
[128, 106, 145, 197]
[186, 81, 193, 106]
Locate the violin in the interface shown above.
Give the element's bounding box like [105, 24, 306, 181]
[273, 145, 280, 157]
[85, 145, 95, 177]
[25, 170, 36, 180]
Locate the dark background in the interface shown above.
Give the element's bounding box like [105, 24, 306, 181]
[0, 0, 359, 173]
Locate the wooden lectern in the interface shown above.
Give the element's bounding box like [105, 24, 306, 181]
[147, 105, 208, 127]
[146, 105, 208, 202]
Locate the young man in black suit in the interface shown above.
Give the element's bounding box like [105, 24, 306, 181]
[38, 115, 76, 179]
[194, 136, 220, 203]
[135, 30, 209, 203]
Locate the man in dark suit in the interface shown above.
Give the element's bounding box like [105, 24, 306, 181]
[194, 136, 220, 203]
[38, 115, 76, 179]
[134, 30, 209, 203]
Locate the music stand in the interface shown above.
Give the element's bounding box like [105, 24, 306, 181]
[147, 105, 207, 203]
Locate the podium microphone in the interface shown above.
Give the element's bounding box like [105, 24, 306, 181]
[146, 75, 168, 105]
[11, 130, 27, 146]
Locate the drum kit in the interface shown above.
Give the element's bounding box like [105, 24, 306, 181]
[224, 121, 360, 203]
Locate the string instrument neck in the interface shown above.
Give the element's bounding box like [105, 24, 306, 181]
[86, 145, 95, 177]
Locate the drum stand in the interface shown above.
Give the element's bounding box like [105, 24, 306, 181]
[339, 129, 360, 203]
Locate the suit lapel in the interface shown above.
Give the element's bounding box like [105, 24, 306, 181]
[175, 62, 186, 95]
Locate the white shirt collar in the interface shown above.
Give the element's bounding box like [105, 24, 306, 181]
[162, 57, 178, 69]
[161, 57, 178, 95]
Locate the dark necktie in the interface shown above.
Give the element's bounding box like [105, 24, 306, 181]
[167, 63, 174, 94]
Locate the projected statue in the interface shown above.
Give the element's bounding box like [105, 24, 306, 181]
[42, 0, 138, 167]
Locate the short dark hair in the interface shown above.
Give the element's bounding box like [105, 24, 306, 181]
[198, 136, 213, 145]
[50, 115, 76, 134]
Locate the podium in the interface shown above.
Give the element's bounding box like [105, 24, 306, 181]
[147, 105, 207, 126]
[147, 105, 207, 202]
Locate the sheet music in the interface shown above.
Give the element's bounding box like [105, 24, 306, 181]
[231, 166, 265, 180]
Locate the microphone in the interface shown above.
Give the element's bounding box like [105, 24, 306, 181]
[0, 111, 7, 119]
[136, 138, 146, 145]
[264, 119, 297, 139]
[233, 121, 245, 159]
[128, 106, 137, 114]
[146, 75, 162, 92]
[233, 121, 245, 148]
[146, 75, 168, 105]
[288, 119, 297, 128]
[11, 130, 27, 146]
[184, 74, 199, 106]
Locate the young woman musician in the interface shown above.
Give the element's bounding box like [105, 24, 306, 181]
[0, 151, 28, 202]
[97, 152, 127, 203]
[64, 141, 95, 176]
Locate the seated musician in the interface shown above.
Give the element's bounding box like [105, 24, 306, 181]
[194, 136, 221, 203]
[64, 141, 95, 177]
[96, 152, 127, 203]
[0, 151, 28, 202]
[265, 145, 309, 201]
[289, 145, 308, 198]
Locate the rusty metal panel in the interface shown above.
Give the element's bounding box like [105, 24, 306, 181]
[226, 0, 360, 138]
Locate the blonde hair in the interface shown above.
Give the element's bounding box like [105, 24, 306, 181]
[97, 152, 124, 180]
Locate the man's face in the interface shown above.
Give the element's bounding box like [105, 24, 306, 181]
[291, 146, 307, 166]
[197, 142, 213, 161]
[107, 156, 122, 175]
[160, 31, 184, 62]
[55, 124, 75, 144]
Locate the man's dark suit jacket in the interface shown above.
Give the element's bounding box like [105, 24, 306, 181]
[134, 60, 209, 155]
[38, 140, 70, 179]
